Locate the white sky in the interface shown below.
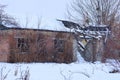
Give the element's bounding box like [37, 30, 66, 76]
[0, 0, 71, 28]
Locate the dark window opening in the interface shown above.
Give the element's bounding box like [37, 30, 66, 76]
[54, 39, 65, 52]
[17, 38, 29, 52]
[119, 52, 120, 57]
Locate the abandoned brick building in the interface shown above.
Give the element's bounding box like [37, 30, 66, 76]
[0, 25, 77, 63]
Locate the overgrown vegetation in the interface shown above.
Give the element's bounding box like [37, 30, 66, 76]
[0, 66, 30, 80]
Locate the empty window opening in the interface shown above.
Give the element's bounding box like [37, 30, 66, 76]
[17, 38, 29, 52]
[54, 39, 65, 52]
[119, 52, 120, 57]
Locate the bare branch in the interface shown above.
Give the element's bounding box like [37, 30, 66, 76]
[67, 0, 120, 27]
[37, 16, 42, 29]
[0, 4, 20, 27]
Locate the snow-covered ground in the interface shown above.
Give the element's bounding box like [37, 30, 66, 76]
[0, 18, 120, 80]
[0, 61, 120, 80]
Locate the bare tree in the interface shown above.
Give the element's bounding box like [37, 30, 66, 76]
[67, 0, 120, 29]
[24, 16, 29, 28]
[64, 0, 120, 62]
[0, 4, 19, 27]
[37, 16, 42, 29]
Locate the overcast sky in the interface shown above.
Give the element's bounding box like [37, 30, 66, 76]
[0, 0, 71, 28]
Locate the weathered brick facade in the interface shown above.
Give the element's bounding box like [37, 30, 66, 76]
[0, 27, 76, 63]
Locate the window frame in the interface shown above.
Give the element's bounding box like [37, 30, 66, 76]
[16, 38, 29, 53]
[54, 38, 65, 53]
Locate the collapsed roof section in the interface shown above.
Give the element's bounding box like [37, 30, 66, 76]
[57, 19, 83, 30]
[58, 19, 110, 37]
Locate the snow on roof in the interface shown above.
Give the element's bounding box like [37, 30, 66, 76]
[90, 24, 109, 27]
[36, 18, 71, 32]
[3, 18, 71, 32]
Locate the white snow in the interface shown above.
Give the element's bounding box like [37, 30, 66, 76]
[39, 18, 70, 32]
[0, 14, 119, 80]
[0, 19, 117, 80]
[18, 18, 71, 32]
[0, 61, 120, 80]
